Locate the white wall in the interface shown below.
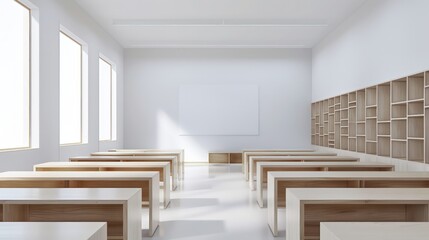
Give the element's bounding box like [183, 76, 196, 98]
[312, 0, 429, 170]
[124, 48, 312, 162]
[312, 0, 429, 102]
[0, 0, 124, 171]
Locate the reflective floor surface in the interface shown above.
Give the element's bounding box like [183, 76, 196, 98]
[143, 164, 284, 240]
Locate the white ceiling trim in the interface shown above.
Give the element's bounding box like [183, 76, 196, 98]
[112, 19, 329, 28]
[126, 44, 308, 49]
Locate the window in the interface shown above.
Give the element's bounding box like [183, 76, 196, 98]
[59, 31, 82, 145]
[99, 57, 117, 141]
[0, 0, 31, 150]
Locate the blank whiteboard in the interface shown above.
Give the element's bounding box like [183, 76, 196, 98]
[179, 85, 259, 136]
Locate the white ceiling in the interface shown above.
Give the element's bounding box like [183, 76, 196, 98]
[73, 0, 366, 48]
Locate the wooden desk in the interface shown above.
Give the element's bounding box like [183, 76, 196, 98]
[95, 151, 184, 180]
[34, 161, 170, 208]
[249, 156, 360, 189]
[320, 222, 429, 240]
[256, 161, 394, 206]
[109, 149, 185, 180]
[268, 171, 429, 236]
[243, 152, 337, 181]
[241, 149, 314, 173]
[286, 188, 429, 240]
[0, 188, 141, 240]
[70, 155, 178, 190]
[0, 222, 107, 240]
[0, 171, 159, 236]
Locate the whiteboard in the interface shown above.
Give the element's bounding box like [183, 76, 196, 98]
[179, 85, 259, 136]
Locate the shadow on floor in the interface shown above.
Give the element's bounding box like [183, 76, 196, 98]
[149, 220, 226, 239]
[169, 198, 220, 208]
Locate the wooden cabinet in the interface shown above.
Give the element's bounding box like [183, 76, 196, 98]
[208, 152, 243, 164]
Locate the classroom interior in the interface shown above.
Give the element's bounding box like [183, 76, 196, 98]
[1, 0, 429, 240]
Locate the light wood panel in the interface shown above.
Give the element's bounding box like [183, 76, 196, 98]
[267, 171, 429, 236]
[0, 188, 141, 240]
[248, 155, 358, 189]
[0, 171, 159, 236]
[255, 161, 394, 206]
[34, 161, 171, 208]
[286, 188, 429, 240]
[108, 149, 185, 180]
[242, 151, 336, 181]
[70, 155, 178, 190]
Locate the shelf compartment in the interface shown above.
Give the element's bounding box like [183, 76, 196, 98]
[341, 126, 348, 135]
[349, 138, 356, 152]
[392, 119, 407, 140]
[334, 111, 340, 122]
[340, 109, 348, 120]
[377, 136, 390, 157]
[357, 123, 365, 135]
[378, 122, 390, 136]
[408, 100, 424, 116]
[349, 123, 356, 137]
[426, 108, 429, 163]
[366, 87, 377, 106]
[340, 94, 348, 109]
[408, 116, 424, 138]
[408, 139, 424, 162]
[392, 140, 406, 159]
[334, 124, 340, 149]
[377, 83, 391, 121]
[392, 103, 407, 119]
[366, 141, 377, 155]
[349, 92, 356, 102]
[341, 136, 348, 150]
[328, 115, 334, 133]
[425, 87, 429, 107]
[357, 136, 365, 153]
[334, 96, 340, 105]
[366, 119, 376, 141]
[356, 90, 366, 122]
[408, 73, 425, 101]
[392, 78, 407, 103]
[366, 107, 376, 118]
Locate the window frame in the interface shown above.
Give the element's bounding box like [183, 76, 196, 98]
[98, 55, 117, 142]
[0, 0, 33, 152]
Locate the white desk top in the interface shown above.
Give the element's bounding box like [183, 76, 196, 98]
[257, 161, 392, 167]
[287, 188, 429, 201]
[246, 152, 337, 156]
[321, 222, 429, 240]
[110, 149, 183, 153]
[269, 171, 429, 179]
[35, 161, 169, 168]
[250, 155, 357, 160]
[0, 171, 158, 180]
[71, 155, 176, 160]
[0, 222, 106, 240]
[0, 188, 140, 201]
[91, 152, 179, 156]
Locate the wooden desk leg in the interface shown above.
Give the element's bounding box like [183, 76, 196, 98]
[148, 178, 160, 237]
[256, 166, 264, 208]
[163, 165, 171, 208]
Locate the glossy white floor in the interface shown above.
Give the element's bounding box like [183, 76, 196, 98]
[144, 164, 284, 240]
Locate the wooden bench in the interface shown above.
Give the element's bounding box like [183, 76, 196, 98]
[243, 152, 337, 181]
[320, 222, 429, 240]
[70, 155, 178, 190]
[0, 188, 141, 240]
[286, 188, 429, 240]
[256, 161, 394, 206]
[267, 171, 429, 236]
[34, 161, 171, 208]
[249, 156, 360, 189]
[242, 149, 314, 174]
[0, 171, 159, 237]
[0, 222, 107, 240]
[97, 150, 184, 180]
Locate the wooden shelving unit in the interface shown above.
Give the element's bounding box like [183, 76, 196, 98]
[311, 71, 428, 164]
